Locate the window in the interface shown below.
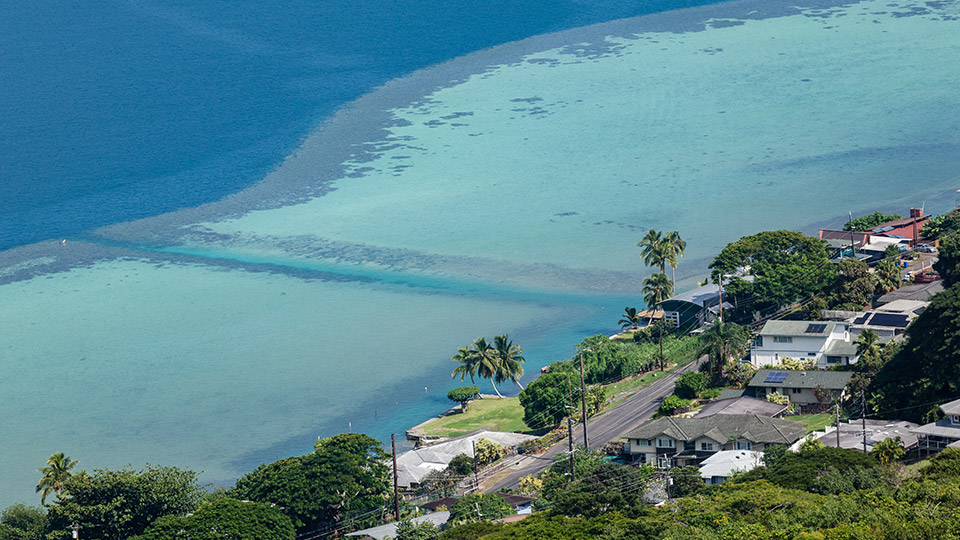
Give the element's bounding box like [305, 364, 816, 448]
[953, 415, 960, 425]
[791, 388, 802, 394]
[700, 442, 714, 451]
[752, 336, 763, 347]
[657, 438, 675, 448]
[774, 336, 793, 343]
[735, 441, 753, 450]
[807, 352, 817, 357]
[657, 456, 674, 469]
[826, 356, 841, 364]
[636, 439, 652, 446]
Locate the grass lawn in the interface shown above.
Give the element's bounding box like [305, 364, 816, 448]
[419, 397, 530, 437]
[785, 413, 835, 433]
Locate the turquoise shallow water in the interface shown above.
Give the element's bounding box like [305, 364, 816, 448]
[3, 0, 960, 507]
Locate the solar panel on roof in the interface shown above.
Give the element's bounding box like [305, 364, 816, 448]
[869, 313, 910, 328]
[914, 306, 926, 315]
[805, 323, 827, 333]
[764, 371, 788, 383]
[853, 314, 870, 325]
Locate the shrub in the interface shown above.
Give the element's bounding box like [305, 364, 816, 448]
[674, 372, 707, 399]
[474, 439, 504, 466]
[658, 394, 691, 416]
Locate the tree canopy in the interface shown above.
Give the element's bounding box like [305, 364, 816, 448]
[843, 211, 902, 232]
[232, 433, 389, 533]
[447, 386, 480, 412]
[869, 282, 960, 422]
[709, 230, 835, 310]
[131, 499, 296, 540]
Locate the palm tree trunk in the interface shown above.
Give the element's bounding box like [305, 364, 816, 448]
[672, 266, 676, 288]
[490, 379, 504, 398]
[514, 379, 525, 391]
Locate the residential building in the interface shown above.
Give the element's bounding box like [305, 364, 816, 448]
[911, 398, 960, 456]
[876, 281, 943, 304]
[745, 369, 853, 412]
[346, 511, 450, 539]
[848, 299, 928, 339]
[698, 450, 764, 485]
[623, 414, 805, 468]
[393, 430, 535, 489]
[420, 493, 535, 515]
[749, 320, 858, 368]
[658, 283, 728, 329]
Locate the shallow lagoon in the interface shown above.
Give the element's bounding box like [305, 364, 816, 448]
[3, 0, 960, 506]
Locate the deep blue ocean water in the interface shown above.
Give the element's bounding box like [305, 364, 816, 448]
[0, 0, 720, 250]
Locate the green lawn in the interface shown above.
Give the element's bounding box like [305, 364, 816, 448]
[419, 397, 530, 437]
[785, 413, 834, 433]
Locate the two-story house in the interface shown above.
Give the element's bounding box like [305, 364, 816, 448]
[745, 369, 852, 412]
[623, 414, 805, 468]
[749, 320, 859, 368]
[911, 398, 960, 455]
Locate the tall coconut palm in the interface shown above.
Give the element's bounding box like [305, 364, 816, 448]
[637, 229, 674, 273]
[700, 322, 751, 382]
[665, 231, 686, 286]
[618, 307, 642, 330]
[856, 329, 880, 359]
[36, 452, 77, 505]
[493, 334, 526, 390]
[642, 273, 674, 308]
[451, 346, 478, 384]
[470, 337, 505, 398]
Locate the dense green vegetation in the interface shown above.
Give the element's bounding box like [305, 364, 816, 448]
[843, 211, 902, 232]
[131, 499, 295, 540]
[448, 386, 480, 412]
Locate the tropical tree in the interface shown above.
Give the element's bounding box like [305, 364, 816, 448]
[665, 231, 686, 286]
[450, 346, 477, 384]
[492, 334, 525, 391]
[856, 329, 880, 359]
[36, 452, 77, 505]
[871, 436, 906, 464]
[618, 307, 641, 330]
[642, 272, 674, 308]
[700, 322, 751, 381]
[447, 386, 480, 412]
[470, 337, 503, 398]
[875, 258, 901, 293]
[636, 229, 675, 273]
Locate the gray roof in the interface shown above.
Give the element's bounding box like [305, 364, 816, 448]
[758, 320, 839, 337]
[910, 418, 960, 440]
[718, 388, 746, 400]
[824, 340, 858, 356]
[814, 419, 919, 451]
[662, 276, 754, 309]
[346, 511, 449, 539]
[877, 281, 944, 304]
[942, 398, 960, 416]
[624, 414, 806, 445]
[748, 369, 852, 390]
[394, 430, 536, 488]
[696, 396, 789, 418]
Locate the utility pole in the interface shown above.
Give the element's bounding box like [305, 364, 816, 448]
[848, 211, 857, 257]
[472, 440, 479, 492]
[567, 375, 575, 485]
[579, 353, 589, 449]
[835, 402, 841, 449]
[862, 392, 868, 454]
[716, 273, 724, 324]
[71, 523, 79, 540]
[391, 434, 400, 521]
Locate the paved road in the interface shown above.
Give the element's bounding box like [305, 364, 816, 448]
[486, 358, 704, 492]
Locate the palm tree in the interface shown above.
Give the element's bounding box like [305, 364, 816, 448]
[637, 229, 675, 273]
[875, 259, 900, 293]
[470, 337, 505, 398]
[700, 322, 751, 382]
[642, 273, 674, 308]
[856, 329, 880, 361]
[665, 231, 686, 286]
[493, 334, 525, 391]
[36, 452, 77, 505]
[451, 346, 478, 384]
[618, 307, 641, 330]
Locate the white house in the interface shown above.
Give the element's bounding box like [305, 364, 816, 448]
[749, 320, 858, 368]
[698, 450, 764, 485]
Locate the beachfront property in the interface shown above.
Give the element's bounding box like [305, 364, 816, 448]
[910, 398, 960, 456]
[420, 493, 535, 515]
[698, 450, 764, 485]
[393, 430, 535, 490]
[658, 278, 753, 329]
[749, 320, 859, 368]
[346, 511, 450, 540]
[819, 209, 932, 261]
[804, 419, 919, 454]
[623, 414, 805, 468]
[744, 369, 853, 412]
